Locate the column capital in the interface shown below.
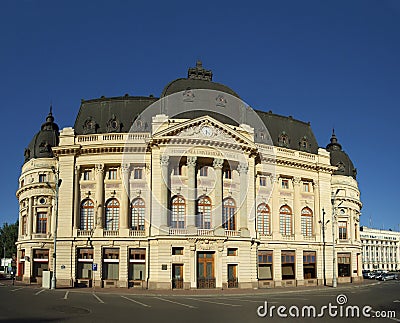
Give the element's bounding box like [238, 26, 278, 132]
[160, 155, 169, 166]
[292, 176, 301, 185]
[213, 158, 224, 169]
[237, 162, 248, 174]
[121, 163, 130, 174]
[95, 164, 104, 174]
[187, 156, 197, 167]
[75, 165, 80, 174]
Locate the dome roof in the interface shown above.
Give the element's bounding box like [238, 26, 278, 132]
[326, 130, 357, 179]
[24, 108, 59, 162]
[161, 61, 240, 99]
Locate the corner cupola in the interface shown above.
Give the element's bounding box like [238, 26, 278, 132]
[24, 106, 60, 163]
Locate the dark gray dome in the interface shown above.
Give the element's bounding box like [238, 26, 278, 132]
[161, 61, 240, 99]
[326, 130, 357, 179]
[24, 109, 59, 162]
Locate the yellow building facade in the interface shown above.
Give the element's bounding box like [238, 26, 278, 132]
[16, 62, 362, 289]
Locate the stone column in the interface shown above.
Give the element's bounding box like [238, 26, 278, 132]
[73, 165, 80, 230]
[313, 181, 320, 240]
[160, 155, 169, 229]
[237, 162, 249, 236]
[120, 164, 130, 230]
[293, 177, 301, 237]
[186, 156, 197, 229]
[95, 164, 104, 229]
[212, 158, 223, 231]
[28, 196, 33, 236]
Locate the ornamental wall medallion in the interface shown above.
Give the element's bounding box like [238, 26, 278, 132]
[215, 94, 227, 107]
[183, 88, 195, 102]
[106, 114, 121, 133]
[83, 116, 98, 134]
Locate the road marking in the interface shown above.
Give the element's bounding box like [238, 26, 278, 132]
[186, 297, 241, 307]
[63, 291, 69, 300]
[154, 297, 196, 308]
[35, 289, 46, 295]
[92, 293, 104, 304]
[217, 297, 278, 304]
[121, 296, 151, 307]
[11, 287, 25, 292]
[393, 300, 400, 303]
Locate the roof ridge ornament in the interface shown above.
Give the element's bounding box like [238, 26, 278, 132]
[187, 60, 213, 81]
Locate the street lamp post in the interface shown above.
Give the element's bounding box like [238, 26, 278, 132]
[331, 189, 343, 288]
[50, 165, 61, 290]
[319, 208, 330, 286]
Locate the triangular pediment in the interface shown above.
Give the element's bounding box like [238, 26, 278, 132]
[152, 115, 256, 149]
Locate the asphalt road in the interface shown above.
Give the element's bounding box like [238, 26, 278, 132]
[0, 280, 399, 323]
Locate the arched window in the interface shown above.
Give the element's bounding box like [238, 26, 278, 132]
[197, 196, 212, 229]
[171, 195, 185, 228]
[222, 198, 236, 230]
[279, 205, 292, 236]
[257, 203, 270, 235]
[131, 198, 145, 231]
[80, 199, 94, 230]
[278, 131, 290, 148]
[105, 198, 119, 231]
[301, 207, 313, 237]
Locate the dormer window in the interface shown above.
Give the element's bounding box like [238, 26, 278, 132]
[299, 136, 309, 152]
[278, 132, 290, 148]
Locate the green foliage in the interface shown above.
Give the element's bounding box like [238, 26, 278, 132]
[0, 221, 18, 258]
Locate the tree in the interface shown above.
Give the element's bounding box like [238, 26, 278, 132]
[0, 220, 18, 259]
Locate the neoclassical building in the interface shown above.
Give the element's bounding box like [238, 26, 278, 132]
[360, 226, 400, 271]
[16, 62, 362, 289]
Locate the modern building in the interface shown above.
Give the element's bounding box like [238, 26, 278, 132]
[16, 62, 362, 289]
[360, 226, 400, 271]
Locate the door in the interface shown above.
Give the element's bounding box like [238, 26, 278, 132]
[172, 264, 183, 289]
[228, 264, 238, 288]
[197, 252, 215, 288]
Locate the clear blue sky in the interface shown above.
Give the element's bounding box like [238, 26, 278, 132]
[1, 0, 399, 230]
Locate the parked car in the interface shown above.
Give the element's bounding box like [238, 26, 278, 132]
[378, 273, 396, 281]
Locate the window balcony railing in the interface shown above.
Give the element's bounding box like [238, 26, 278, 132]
[77, 230, 93, 237]
[197, 229, 214, 236]
[259, 233, 273, 240]
[281, 234, 295, 241]
[224, 230, 240, 237]
[103, 230, 119, 237]
[303, 235, 316, 242]
[197, 277, 216, 289]
[129, 230, 146, 237]
[228, 278, 239, 288]
[169, 228, 188, 236]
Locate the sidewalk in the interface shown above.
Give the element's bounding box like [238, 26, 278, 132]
[5, 278, 380, 297]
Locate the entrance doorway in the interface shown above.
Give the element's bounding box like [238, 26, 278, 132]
[172, 264, 183, 289]
[227, 264, 238, 288]
[197, 252, 215, 288]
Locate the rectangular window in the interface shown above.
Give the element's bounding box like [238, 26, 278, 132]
[303, 251, 316, 279]
[129, 249, 146, 281]
[22, 216, 27, 235]
[77, 248, 94, 279]
[108, 169, 117, 180]
[102, 248, 119, 280]
[36, 212, 47, 234]
[259, 176, 267, 187]
[338, 253, 351, 277]
[83, 170, 91, 181]
[172, 247, 184, 255]
[134, 168, 143, 179]
[224, 169, 232, 179]
[32, 249, 49, 278]
[281, 251, 295, 280]
[281, 179, 289, 189]
[338, 221, 348, 240]
[303, 182, 310, 192]
[227, 248, 237, 256]
[258, 251, 273, 280]
[199, 166, 208, 177]
[39, 174, 46, 183]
